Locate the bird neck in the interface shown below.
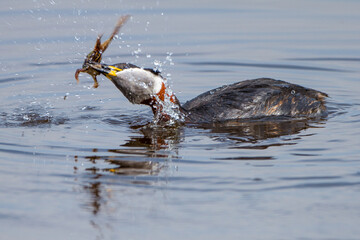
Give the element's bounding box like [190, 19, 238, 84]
[141, 82, 185, 122]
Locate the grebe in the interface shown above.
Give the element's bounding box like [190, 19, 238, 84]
[75, 17, 328, 123]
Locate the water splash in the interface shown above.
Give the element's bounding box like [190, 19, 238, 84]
[149, 52, 183, 125]
[153, 52, 175, 72]
[153, 86, 185, 125]
[1, 104, 68, 127]
[132, 47, 142, 59]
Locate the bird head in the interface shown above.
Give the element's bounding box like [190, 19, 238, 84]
[83, 62, 183, 123]
[84, 62, 176, 106]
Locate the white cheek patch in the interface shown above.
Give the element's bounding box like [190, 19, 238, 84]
[117, 68, 163, 93]
[152, 75, 163, 95]
[113, 68, 165, 104]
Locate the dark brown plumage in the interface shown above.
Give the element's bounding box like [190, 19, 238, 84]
[182, 78, 328, 123]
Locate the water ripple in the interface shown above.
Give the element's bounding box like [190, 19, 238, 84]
[0, 106, 68, 127]
[214, 156, 275, 160]
[287, 57, 360, 62]
[185, 61, 348, 72]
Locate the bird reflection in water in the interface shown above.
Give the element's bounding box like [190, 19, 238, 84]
[79, 124, 182, 216]
[76, 118, 326, 239]
[84, 124, 182, 176]
[79, 117, 326, 210]
[201, 118, 324, 145]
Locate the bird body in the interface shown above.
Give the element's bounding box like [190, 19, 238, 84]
[81, 63, 328, 123]
[75, 17, 328, 124]
[182, 78, 328, 122]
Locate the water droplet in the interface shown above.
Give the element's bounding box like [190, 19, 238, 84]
[153, 60, 162, 66]
[133, 48, 142, 54]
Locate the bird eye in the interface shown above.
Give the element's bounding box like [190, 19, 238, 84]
[102, 66, 111, 71]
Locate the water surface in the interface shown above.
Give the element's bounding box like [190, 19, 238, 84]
[1, 1, 360, 239]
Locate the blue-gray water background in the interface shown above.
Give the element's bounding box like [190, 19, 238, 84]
[1, 0, 360, 239]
